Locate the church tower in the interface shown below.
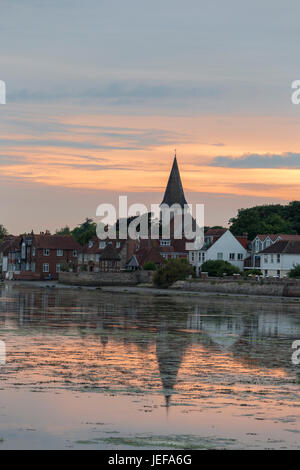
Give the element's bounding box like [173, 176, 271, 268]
[161, 153, 187, 208]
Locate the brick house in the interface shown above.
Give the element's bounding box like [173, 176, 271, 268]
[5, 232, 81, 280]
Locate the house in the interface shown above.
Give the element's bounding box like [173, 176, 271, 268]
[0, 236, 19, 275]
[188, 229, 249, 272]
[78, 236, 135, 272]
[4, 232, 81, 280]
[245, 233, 300, 270]
[258, 240, 300, 278]
[99, 244, 121, 272]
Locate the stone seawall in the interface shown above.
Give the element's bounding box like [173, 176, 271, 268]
[171, 279, 300, 297]
[59, 271, 153, 287]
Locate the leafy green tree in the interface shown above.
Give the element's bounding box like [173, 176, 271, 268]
[143, 261, 157, 271]
[288, 265, 300, 278]
[0, 224, 8, 243]
[201, 260, 240, 277]
[153, 258, 193, 288]
[72, 218, 97, 245]
[56, 226, 71, 236]
[229, 202, 299, 240]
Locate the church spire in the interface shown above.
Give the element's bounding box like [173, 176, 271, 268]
[161, 153, 187, 208]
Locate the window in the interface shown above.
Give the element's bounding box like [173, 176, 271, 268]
[264, 256, 268, 263]
[229, 253, 235, 260]
[277, 270, 280, 277]
[31, 262, 35, 272]
[32, 247, 36, 257]
[57, 249, 63, 256]
[238, 253, 243, 260]
[277, 254, 281, 263]
[43, 263, 49, 273]
[73, 250, 77, 257]
[270, 254, 274, 263]
[191, 252, 195, 262]
[43, 249, 50, 256]
[116, 242, 121, 248]
[265, 270, 268, 277]
[217, 253, 223, 260]
[160, 239, 171, 246]
[56, 264, 61, 273]
[99, 241, 106, 249]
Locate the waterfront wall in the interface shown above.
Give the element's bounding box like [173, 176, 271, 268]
[59, 270, 153, 287]
[171, 278, 300, 297]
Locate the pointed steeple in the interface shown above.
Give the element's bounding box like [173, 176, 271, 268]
[161, 153, 187, 208]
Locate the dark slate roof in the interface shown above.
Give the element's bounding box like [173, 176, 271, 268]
[161, 156, 187, 208]
[260, 240, 300, 254]
[99, 244, 121, 261]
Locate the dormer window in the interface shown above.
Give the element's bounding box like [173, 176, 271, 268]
[160, 239, 171, 246]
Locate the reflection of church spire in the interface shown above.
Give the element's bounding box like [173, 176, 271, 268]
[155, 329, 188, 411]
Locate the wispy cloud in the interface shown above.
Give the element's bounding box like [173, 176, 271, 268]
[210, 153, 300, 169]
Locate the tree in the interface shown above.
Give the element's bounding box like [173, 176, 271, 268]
[201, 260, 240, 277]
[72, 218, 97, 245]
[56, 226, 71, 236]
[143, 261, 157, 271]
[0, 224, 8, 243]
[229, 202, 299, 240]
[288, 265, 300, 278]
[153, 258, 193, 288]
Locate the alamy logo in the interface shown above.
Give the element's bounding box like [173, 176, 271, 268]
[0, 341, 6, 366]
[0, 80, 6, 104]
[96, 197, 205, 250]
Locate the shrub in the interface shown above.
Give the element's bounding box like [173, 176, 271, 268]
[153, 258, 193, 288]
[143, 261, 157, 271]
[288, 265, 300, 278]
[201, 260, 241, 277]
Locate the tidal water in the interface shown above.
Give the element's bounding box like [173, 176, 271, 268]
[0, 283, 299, 449]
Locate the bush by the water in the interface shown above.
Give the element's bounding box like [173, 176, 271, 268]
[143, 261, 157, 271]
[153, 258, 193, 288]
[201, 260, 241, 277]
[288, 265, 300, 278]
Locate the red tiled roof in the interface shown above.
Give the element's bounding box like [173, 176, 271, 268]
[33, 234, 81, 250]
[278, 234, 300, 241]
[205, 228, 227, 236]
[236, 237, 249, 249]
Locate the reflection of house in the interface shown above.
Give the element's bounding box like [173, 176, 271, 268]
[99, 244, 121, 272]
[189, 229, 249, 271]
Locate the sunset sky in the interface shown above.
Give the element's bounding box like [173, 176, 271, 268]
[1, 0, 300, 233]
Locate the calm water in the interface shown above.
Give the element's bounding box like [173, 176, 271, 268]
[0, 283, 299, 449]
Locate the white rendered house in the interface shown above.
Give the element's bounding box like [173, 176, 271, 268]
[189, 229, 249, 272]
[259, 240, 300, 277]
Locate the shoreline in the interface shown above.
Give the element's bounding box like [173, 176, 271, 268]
[3, 280, 300, 302]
